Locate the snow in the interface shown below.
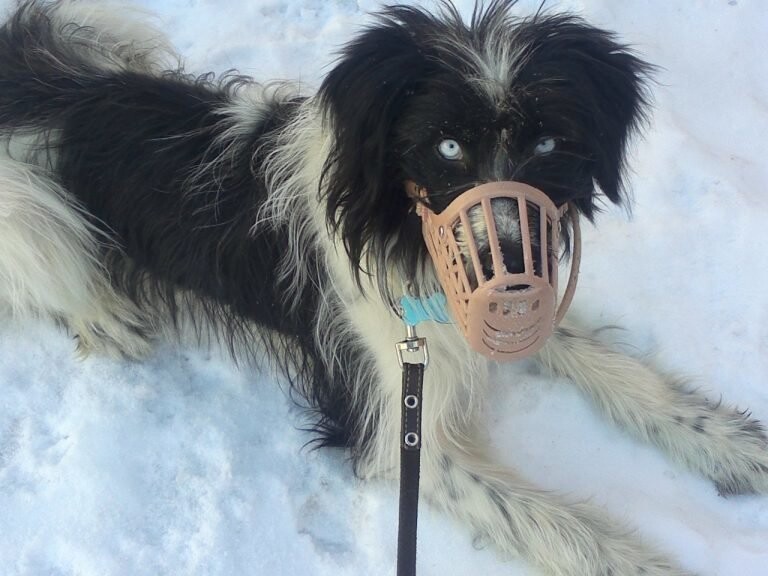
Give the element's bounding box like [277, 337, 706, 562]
[1, 1, 768, 575]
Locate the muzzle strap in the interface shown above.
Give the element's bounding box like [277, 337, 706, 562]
[555, 204, 581, 326]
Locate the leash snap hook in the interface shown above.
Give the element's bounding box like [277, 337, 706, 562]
[396, 324, 429, 368]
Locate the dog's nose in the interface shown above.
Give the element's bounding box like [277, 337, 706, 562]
[480, 238, 525, 279]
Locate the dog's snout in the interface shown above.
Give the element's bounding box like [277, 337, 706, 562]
[455, 195, 542, 286]
[480, 238, 525, 278]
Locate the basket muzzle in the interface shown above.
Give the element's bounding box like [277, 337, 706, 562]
[408, 181, 581, 360]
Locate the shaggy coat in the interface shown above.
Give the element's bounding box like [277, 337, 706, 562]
[0, 2, 766, 575]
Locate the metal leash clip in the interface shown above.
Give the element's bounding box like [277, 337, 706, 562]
[396, 324, 429, 368]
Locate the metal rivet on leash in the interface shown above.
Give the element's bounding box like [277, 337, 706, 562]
[404, 432, 420, 447]
[404, 394, 419, 409]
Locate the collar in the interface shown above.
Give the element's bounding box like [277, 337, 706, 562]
[398, 293, 452, 326]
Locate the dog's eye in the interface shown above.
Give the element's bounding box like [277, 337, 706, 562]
[437, 139, 463, 161]
[533, 137, 557, 156]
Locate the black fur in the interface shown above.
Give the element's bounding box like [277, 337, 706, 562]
[0, 0, 650, 458]
[0, 0, 375, 452]
[7, 6, 768, 574]
[319, 1, 652, 300]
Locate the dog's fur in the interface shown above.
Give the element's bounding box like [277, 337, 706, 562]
[0, 1, 766, 574]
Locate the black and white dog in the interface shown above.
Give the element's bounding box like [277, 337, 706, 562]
[0, 1, 765, 575]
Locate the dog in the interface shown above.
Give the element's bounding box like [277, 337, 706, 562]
[0, 1, 766, 574]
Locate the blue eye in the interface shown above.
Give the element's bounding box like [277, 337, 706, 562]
[438, 139, 463, 160]
[534, 137, 557, 155]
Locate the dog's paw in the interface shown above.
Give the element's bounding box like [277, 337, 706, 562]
[70, 305, 153, 360]
[74, 318, 151, 359]
[593, 544, 697, 576]
[649, 387, 768, 496]
[705, 409, 768, 496]
[576, 530, 696, 576]
[553, 502, 698, 576]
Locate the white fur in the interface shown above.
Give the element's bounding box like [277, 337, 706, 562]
[436, 7, 533, 108]
[44, 0, 178, 73]
[2, 5, 768, 576]
[540, 323, 768, 494]
[258, 97, 703, 576]
[0, 0, 174, 354]
[465, 198, 523, 248]
[0, 155, 149, 357]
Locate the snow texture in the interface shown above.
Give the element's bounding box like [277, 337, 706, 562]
[1, 1, 767, 575]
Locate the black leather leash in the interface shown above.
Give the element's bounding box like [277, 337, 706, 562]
[395, 326, 428, 576]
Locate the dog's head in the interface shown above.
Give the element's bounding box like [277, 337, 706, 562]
[318, 0, 652, 302]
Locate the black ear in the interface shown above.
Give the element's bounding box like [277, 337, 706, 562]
[317, 7, 436, 287]
[576, 29, 653, 208]
[521, 15, 654, 214]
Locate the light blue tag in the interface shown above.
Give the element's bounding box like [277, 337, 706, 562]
[399, 293, 453, 326]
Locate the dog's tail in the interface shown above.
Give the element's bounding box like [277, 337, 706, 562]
[0, 0, 177, 130]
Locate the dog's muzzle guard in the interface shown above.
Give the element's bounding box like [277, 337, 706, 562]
[408, 181, 581, 360]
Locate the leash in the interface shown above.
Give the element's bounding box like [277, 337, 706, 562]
[394, 295, 448, 576]
[396, 326, 426, 576]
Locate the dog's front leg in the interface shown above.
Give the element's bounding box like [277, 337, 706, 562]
[538, 322, 768, 495]
[355, 314, 692, 576]
[419, 435, 695, 576]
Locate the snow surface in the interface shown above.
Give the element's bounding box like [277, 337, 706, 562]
[1, 1, 768, 575]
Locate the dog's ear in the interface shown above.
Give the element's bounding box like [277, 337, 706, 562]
[523, 16, 654, 213]
[317, 8, 434, 286]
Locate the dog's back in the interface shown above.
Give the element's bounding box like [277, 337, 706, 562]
[0, 1, 297, 333]
[0, 1, 363, 444]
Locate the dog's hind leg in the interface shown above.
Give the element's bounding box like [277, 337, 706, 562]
[538, 322, 768, 495]
[0, 158, 151, 358]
